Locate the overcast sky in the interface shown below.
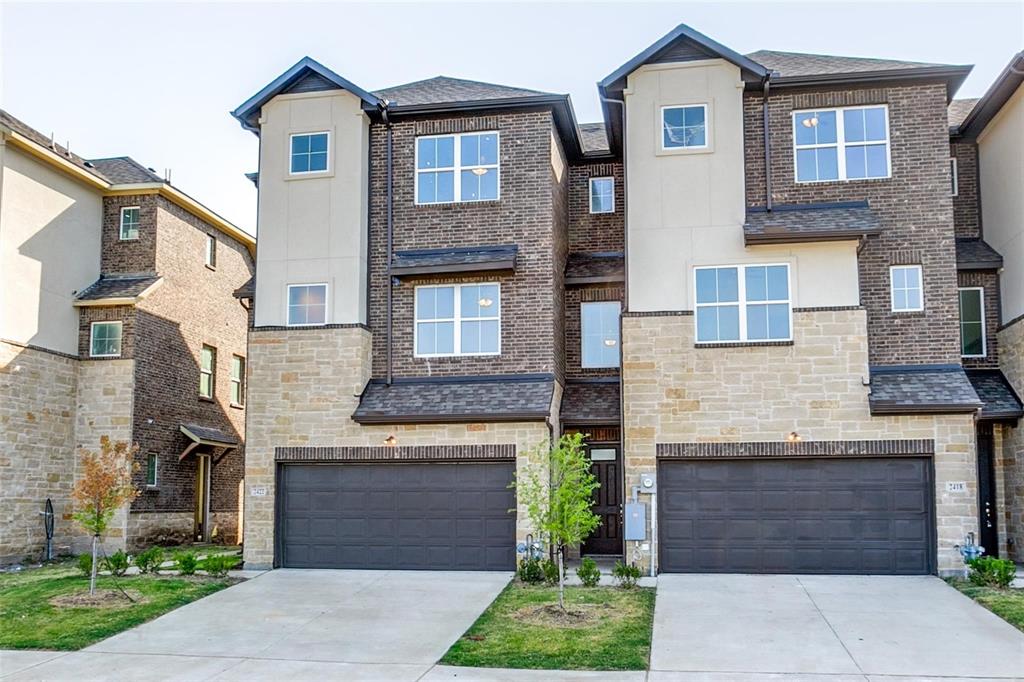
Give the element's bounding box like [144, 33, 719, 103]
[3, 1, 1021, 235]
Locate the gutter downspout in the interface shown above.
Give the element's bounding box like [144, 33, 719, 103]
[762, 74, 773, 211]
[382, 102, 394, 386]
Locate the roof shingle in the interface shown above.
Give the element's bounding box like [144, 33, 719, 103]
[391, 245, 517, 277]
[560, 381, 620, 424]
[966, 370, 1024, 421]
[578, 123, 610, 154]
[88, 157, 164, 184]
[948, 98, 980, 129]
[180, 423, 239, 447]
[747, 50, 952, 78]
[868, 365, 982, 415]
[74, 275, 161, 302]
[565, 252, 625, 282]
[744, 202, 881, 245]
[956, 238, 1003, 270]
[374, 76, 555, 107]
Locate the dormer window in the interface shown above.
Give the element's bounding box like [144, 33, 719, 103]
[290, 132, 329, 174]
[416, 132, 499, 204]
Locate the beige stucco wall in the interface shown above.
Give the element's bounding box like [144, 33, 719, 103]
[0, 143, 102, 354]
[254, 90, 370, 327]
[243, 327, 552, 568]
[622, 308, 978, 574]
[623, 59, 860, 312]
[978, 83, 1024, 322]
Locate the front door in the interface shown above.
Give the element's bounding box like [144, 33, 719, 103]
[194, 454, 211, 542]
[977, 424, 999, 557]
[582, 446, 622, 555]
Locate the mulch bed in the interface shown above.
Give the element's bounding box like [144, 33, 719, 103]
[512, 601, 623, 628]
[49, 588, 148, 609]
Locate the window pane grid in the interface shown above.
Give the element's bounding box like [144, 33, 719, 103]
[287, 284, 328, 326]
[200, 345, 215, 398]
[416, 132, 499, 204]
[662, 105, 707, 149]
[794, 106, 889, 182]
[290, 132, 329, 174]
[890, 266, 923, 312]
[589, 177, 614, 213]
[695, 265, 791, 343]
[89, 322, 123, 357]
[120, 208, 140, 240]
[415, 284, 500, 356]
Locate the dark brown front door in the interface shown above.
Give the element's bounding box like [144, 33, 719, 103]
[582, 447, 622, 556]
[977, 424, 999, 557]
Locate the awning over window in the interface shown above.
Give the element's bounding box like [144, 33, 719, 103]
[390, 245, 517, 278]
[743, 201, 881, 245]
[868, 365, 982, 415]
[73, 275, 162, 306]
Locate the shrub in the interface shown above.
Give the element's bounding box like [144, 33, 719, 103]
[199, 554, 239, 577]
[541, 558, 560, 586]
[76, 553, 93, 577]
[967, 556, 1016, 589]
[576, 557, 601, 587]
[135, 547, 165, 574]
[612, 560, 642, 589]
[102, 549, 130, 576]
[174, 551, 198, 576]
[518, 556, 545, 584]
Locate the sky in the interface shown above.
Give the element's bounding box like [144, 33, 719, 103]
[2, 1, 1021, 235]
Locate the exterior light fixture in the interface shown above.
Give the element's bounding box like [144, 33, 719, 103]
[785, 431, 802, 443]
[471, 167, 487, 176]
[383, 434, 397, 447]
[603, 338, 618, 347]
[478, 297, 493, 308]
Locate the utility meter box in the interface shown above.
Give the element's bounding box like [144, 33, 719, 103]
[624, 501, 647, 541]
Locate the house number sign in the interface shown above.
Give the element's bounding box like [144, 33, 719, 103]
[250, 486, 268, 497]
[945, 481, 966, 493]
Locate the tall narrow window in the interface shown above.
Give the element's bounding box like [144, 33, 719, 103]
[230, 355, 245, 406]
[205, 234, 217, 269]
[287, 284, 328, 326]
[415, 132, 499, 204]
[958, 287, 986, 357]
[662, 104, 708, 150]
[120, 207, 140, 240]
[695, 264, 791, 343]
[290, 132, 329, 174]
[415, 283, 500, 356]
[89, 321, 123, 357]
[793, 106, 889, 182]
[581, 301, 621, 368]
[890, 265, 923, 312]
[146, 453, 158, 487]
[950, 157, 959, 197]
[589, 177, 614, 214]
[200, 345, 216, 399]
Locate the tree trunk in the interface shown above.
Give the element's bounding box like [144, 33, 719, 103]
[557, 546, 565, 612]
[89, 535, 99, 595]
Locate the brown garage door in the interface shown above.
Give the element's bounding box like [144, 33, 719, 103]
[659, 457, 934, 574]
[278, 462, 516, 570]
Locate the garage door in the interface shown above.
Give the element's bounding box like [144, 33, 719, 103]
[278, 462, 515, 570]
[659, 457, 934, 574]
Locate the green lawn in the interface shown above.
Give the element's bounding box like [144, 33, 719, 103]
[0, 560, 233, 650]
[441, 583, 656, 670]
[947, 579, 1024, 632]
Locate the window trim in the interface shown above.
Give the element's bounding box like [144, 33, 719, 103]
[693, 263, 793, 344]
[958, 286, 986, 358]
[414, 131, 500, 205]
[580, 300, 621, 368]
[950, 157, 959, 197]
[285, 283, 329, 327]
[145, 453, 158, 488]
[791, 104, 892, 183]
[413, 282, 501, 357]
[119, 206, 140, 241]
[205, 234, 217, 270]
[199, 344, 216, 399]
[660, 103, 710, 152]
[230, 354, 246, 407]
[889, 265, 924, 313]
[588, 177, 615, 214]
[288, 131, 331, 176]
[89, 321, 123, 358]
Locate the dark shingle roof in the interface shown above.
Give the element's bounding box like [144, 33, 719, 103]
[948, 98, 980, 129]
[868, 365, 982, 415]
[744, 202, 881, 245]
[75, 275, 161, 302]
[88, 157, 163, 184]
[233, 276, 255, 299]
[561, 381, 620, 424]
[578, 123, 610, 154]
[375, 76, 555, 107]
[180, 423, 239, 447]
[352, 375, 554, 424]
[747, 50, 952, 78]
[967, 370, 1024, 421]
[565, 252, 625, 283]
[391, 245, 517, 277]
[0, 109, 103, 178]
[956, 238, 1003, 270]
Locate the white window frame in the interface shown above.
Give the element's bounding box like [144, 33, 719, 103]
[693, 263, 793, 344]
[119, 206, 140, 241]
[288, 131, 331, 176]
[145, 453, 158, 488]
[588, 177, 615, 214]
[950, 157, 959, 197]
[286, 283, 329, 327]
[890, 265, 924, 312]
[414, 131, 500, 205]
[792, 104, 892, 183]
[199, 344, 216, 399]
[205, 234, 217, 269]
[660, 103, 710, 151]
[230, 354, 245, 406]
[89, 321, 123, 358]
[958, 286, 986, 358]
[580, 301, 621, 368]
[413, 283, 501, 357]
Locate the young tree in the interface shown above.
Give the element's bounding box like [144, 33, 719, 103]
[71, 437, 140, 594]
[515, 433, 600, 610]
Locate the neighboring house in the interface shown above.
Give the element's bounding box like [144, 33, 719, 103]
[949, 51, 1024, 560]
[0, 111, 255, 562]
[235, 25, 1021, 575]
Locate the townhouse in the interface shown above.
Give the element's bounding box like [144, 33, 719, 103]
[0, 111, 254, 561]
[235, 25, 1022, 575]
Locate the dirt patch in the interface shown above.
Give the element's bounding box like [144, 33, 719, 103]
[49, 589, 149, 609]
[512, 601, 623, 629]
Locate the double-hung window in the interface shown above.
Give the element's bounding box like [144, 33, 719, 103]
[793, 106, 889, 182]
[890, 265, 923, 312]
[415, 283, 500, 356]
[120, 207, 140, 240]
[415, 132, 499, 204]
[581, 301, 620, 368]
[200, 345, 216, 399]
[695, 264, 791, 343]
[589, 177, 615, 213]
[89, 321, 123, 357]
[662, 104, 708, 150]
[290, 132, 329, 174]
[287, 283, 328, 326]
[230, 355, 245, 406]
[958, 287, 985, 357]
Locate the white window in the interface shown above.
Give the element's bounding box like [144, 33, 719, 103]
[200, 345, 216, 398]
[89, 321, 123, 357]
[230, 355, 245, 406]
[290, 132, 329, 174]
[581, 301, 620, 368]
[950, 157, 959, 197]
[589, 177, 615, 214]
[146, 453, 158, 487]
[415, 132, 499, 204]
[415, 283, 500, 356]
[695, 264, 792, 343]
[890, 265, 923, 312]
[205, 234, 217, 269]
[287, 283, 328, 326]
[959, 287, 986, 357]
[662, 104, 708, 150]
[120, 207, 140, 240]
[793, 105, 890, 182]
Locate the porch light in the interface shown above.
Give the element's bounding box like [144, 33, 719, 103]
[383, 434, 397, 447]
[471, 167, 488, 176]
[785, 431, 802, 443]
[603, 338, 618, 347]
[478, 297, 494, 308]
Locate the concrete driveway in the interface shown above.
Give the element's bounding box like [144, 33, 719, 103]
[0, 569, 511, 681]
[651, 574, 1024, 681]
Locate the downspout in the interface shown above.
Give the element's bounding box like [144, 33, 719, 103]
[381, 101, 394, 386]
[762, 74, 773, 211]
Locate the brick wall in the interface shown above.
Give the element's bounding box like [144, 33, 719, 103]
[958, 270, 1001, 368]
[744, 84, 960, 366]
[951, 141, 980, 239]
[101, 195, 158, 274]
[565, 285, 624, 379]
[78, 306, 136, 359]
[552, 132, 569, 383]
[568, 162, 624, 253]
[998, 319, 1024, 561]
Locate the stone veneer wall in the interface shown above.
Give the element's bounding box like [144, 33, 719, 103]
[244, 326, 555, 569]
[622, 308, 978, 575]
[0, 341, 78, 562]
[997, 318, 1024, 561]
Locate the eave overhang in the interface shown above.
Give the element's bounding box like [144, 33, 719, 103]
[953, 52, 1024, 140]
